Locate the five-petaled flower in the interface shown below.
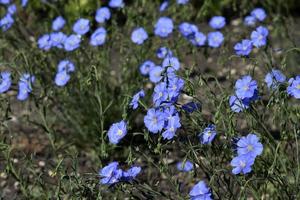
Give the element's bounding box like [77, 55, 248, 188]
[107, 120, 128, 144]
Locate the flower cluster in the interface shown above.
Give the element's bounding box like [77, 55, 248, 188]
[0, 71, 35, 101]
[0, 0, 29, 31]
[229, 75, 258, 113]
[54, 60, 75, 87]
[235, 8, 269, 56]
[99, 162, 141, 185]
[234, 26, 269, 56]
[230, 70, 299, 112]
[3, 1, 300, 198]
[230, 134, 263, 174]
[178, 17, 225, 48]
[143, 50, 185, 140]
[37, 0, 124, 52]
[0, 0, 28, 32]
[244, 8, 267, 26]
[264, 69, 286, 89]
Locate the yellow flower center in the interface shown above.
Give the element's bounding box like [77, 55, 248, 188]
[240, 161, 246, 168]
[117, 129, 123, 136]
[207, 130, 212, 136]
[243, 86, 249, 91]
[152, 117, 157, 124]
[247, 145, 253, 151]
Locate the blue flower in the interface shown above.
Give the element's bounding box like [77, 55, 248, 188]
[55, 60, 75, 87]
[64, 34, 81, 51]
[154, 17, 174, 38]
[109, 0, 124, 8]
[144, 108, 165, 134]
[153, 82, 168, 107]
[99, 163, 141, 185]
[235, 75, 258, 99]
[0, 14, 14, 32]
[17, 73, 35, 101]
[182, 102, 201, 113]
[50, 32, 67, 48]
[231, 154, 255, 175]
[8, 4, 17, 15]
[178, 22, 198, 38]
[55, 71, 70, 87]
[52, 16, 66, 31]
[251, 8, 266, 22]
[107, 120, 127, 144]
[139, 60, 155, 76]
[167, 76, 184, 101]
[90, 27, 107, 46]
[0, 0, 10, 5]
[57, 60, 75, 72]
[162, 105, 177, 118]
[0, 71, 11, 93]
[189, 181, 212, 200]
[209, 16, 226, 29]
[149, 66, 164, 83]
[131, 27, 148, 45]
[176, 160, 193, 172]
[156, 47, 173, 59]
[251, 26, 268, 48]
[244, 15, 256, 26]
[264, 69, 286, 89]
[37, 34, 52, 50]
[229, 95, 250, 113]
[130, 90, 145, 110]
[162, 114, 181, 140]
[99, 162, 123, 185]
[207, 31, 224, 48]
[21, 0, 28, 7]
[190, 32, 206, 47]
[237, 134, 263, 158]
[72, 18, 90, 35]
[95, 7, 111, 23]
[199, 124, 217, 144]
[159, 1, 169, 12]
[122, 166, 141, 181]
[162, 57, 180, 71]
[177, 0, 189, 4]
[234, 39, 253, 56]
[287, 76, 300, 99]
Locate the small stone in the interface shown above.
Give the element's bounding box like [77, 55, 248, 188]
[0, 172, 7, 179]
[38, 161, 45, 167]
[14, 181, 20, 190]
